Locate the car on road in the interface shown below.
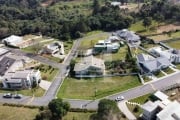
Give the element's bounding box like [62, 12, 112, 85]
[13, 94, 23, 99]
[3, 93, 13, 98]
[115, 96, 124, 102]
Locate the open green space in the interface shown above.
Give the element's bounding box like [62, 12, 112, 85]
[63, 112, 94, 120]
[0, 87, 45, 97]
[0, 104, 38, 120]
[163, 68, 174, 74]
[149, 31, 180, 42]
[64, 40, 73, 54]
[166, 40, 180, 49]
[79, 32, 110, 50]
[95, 45, 128, 61]
[129, 94, 152, 104]
[35, 64, 59, 81]
[58, 76, 141, 100]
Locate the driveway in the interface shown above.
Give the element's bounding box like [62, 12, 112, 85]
[117, 101, 136, 120]
[39, 80, 51, 90]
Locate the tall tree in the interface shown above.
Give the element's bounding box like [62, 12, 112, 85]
[143, 17, 152, 29]
[93, 0, 100, 15]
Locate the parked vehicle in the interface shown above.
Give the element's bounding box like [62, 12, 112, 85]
[115, 96, 124, 102]
[3, 93, 12, 98]
[13, 94, 23, 99]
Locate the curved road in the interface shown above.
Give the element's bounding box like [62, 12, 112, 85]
[1, 33, 180, 110]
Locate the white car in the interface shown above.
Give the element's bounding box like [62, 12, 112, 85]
[115, 96, 124, 102]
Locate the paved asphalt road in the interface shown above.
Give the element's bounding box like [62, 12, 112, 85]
[1, 33, 180, 110]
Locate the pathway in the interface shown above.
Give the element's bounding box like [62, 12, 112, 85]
[118, 101, 137, 120]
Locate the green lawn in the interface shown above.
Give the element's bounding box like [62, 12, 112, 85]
[0, 87, 45, 97]
[131, 48, 145, 57]
[63, 112, 94, 120]
[166, 40, 180, 49]
[0, 104, 38, 120]
[163, 68, 174, 74]
[142, 75, 152, 83]
[149, 31, 180, 42]
[176, 64, 180, 70]
[79, 32, 110, 50]
[58, 76, 141, 100]
[155, 71, 165, 78]
[64, 40, 73, 54]
[129, 94, 152, 104]
[95, 45, 128, 61]
[35, 64, 59, 81]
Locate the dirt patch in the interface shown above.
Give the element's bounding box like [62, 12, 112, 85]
[157, 24, 180, 33]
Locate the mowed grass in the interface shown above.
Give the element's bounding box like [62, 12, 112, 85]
[0, 87, 45, 97]
[166, 40, 180, 49]
[0, 104, 38, 120]
[79, 32, 110, 49]
[95, 45, 128, 61]
[149, 31, 180, 42]
[63, 112, 94, 120]
[58, 76, 141, 100]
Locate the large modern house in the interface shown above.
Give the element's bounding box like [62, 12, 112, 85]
[74, 56, 105, 77]
[142, 91, 180, 120]
[94, 39, 120, 53]
[137, 53, 171, 74]
[117, 29, 141, 47]
[149, 46, 180, 63]
[2, 70, 41, 89]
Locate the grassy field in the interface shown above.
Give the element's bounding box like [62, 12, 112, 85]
[63, 112, 94, 120]
[0, 87, 45, 97]
[79, 32, 110, 50]
[166, 40, 180, 49]
[0, 104, 38, 120]
[95, 45, 128, 61]
[58, 76, 141, 100]
[149, 31, 180, 42]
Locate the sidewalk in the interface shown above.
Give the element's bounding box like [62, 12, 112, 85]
[117, 101, 137, 120]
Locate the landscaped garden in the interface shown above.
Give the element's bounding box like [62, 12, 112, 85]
[58, 76, 141, 100]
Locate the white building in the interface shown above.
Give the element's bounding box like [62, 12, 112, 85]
[149, 46, 180, 63]
[2, 35, 23, 47]
[3, 70, 41, 89]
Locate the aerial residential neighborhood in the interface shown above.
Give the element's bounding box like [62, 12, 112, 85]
[0, 0, 179, 120]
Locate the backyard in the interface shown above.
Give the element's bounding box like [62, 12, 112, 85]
[165, 40, 180, 49]
[58, 76, 141, 100]
[0, 104, 38, 120]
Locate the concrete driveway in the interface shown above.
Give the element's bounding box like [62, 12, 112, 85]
[39, 80, 51, 90]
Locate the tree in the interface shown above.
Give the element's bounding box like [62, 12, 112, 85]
[48, 98, 70, 120]
[143, 17, 152, 30]
[90, 99, 122, 120]
[93, 0, 100, 15]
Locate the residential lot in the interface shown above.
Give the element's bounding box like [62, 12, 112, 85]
[165, 40, 180, 49]
[58, 76, 141, 100]
[0, 104, 38, 120]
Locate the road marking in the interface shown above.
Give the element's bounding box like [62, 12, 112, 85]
[150, 84, 156, 91]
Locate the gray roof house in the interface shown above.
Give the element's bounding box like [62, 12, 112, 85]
[0, 57, 15, 76]
[117, 29, 141, 47]
[137, 53, 171, 73]
[74, 56, 105, 77]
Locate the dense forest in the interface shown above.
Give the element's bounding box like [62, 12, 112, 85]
[0, 0, 179, 40]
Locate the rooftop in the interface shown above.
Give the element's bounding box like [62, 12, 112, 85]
[0, 57, 15, 76]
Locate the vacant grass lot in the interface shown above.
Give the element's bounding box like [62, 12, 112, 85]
[0, 104, 38, 120]
[79, 32, 110, 50]
[149, 31, 180, 42]
[63, 112, 94, 120]
[0, 87, 45, 97]
[166, 40, 180, 49]
[95, 45, 128, 61]
[58, 76, 141, 100]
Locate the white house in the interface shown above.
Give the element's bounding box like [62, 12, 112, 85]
[74, 56, 105, 77]
[149, 46, 180, 63]
[111, 2, 121, 6]
[3, 70, 41, 89]
[41, 42, 64, 55]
